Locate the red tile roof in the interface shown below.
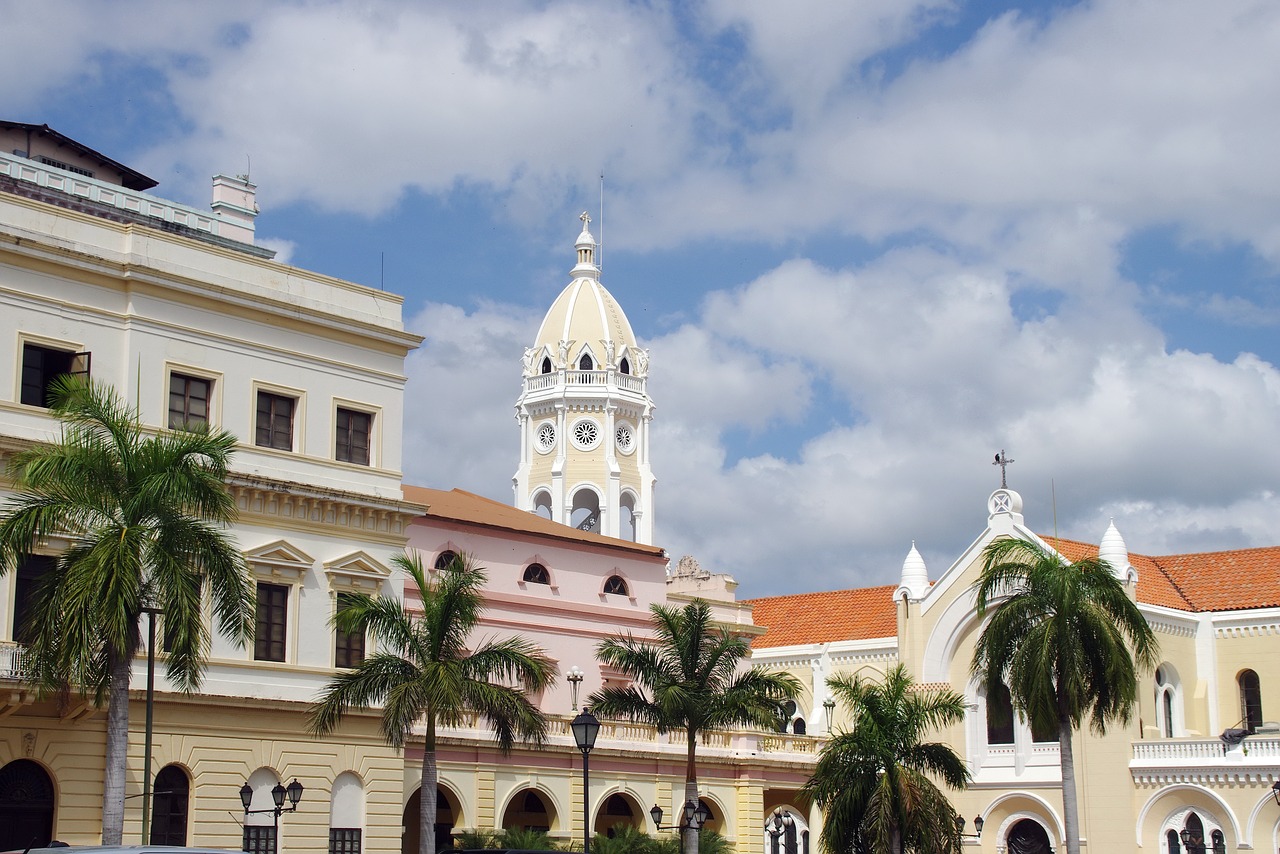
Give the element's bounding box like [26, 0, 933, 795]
[744, 586, 898, 649]
[1045, 536, 1280, 612]
[748, 538, 1280, 650]
[402, 485, 667, 560]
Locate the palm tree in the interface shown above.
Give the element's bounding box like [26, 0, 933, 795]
[309, 552, 554, 854]
[588, 599, 801, 854]
[970, 537, 1158, 854]
[803, 664, 969, 854]
[0, 376, 255, 844]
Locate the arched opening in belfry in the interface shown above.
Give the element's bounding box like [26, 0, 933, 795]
[541, 356, 552, 374]
[571, 489, 600, 533]
[619, 357, 630, 375]
[619, 493, 637, 542]
[532, 490, 553, 520]
[579, 353, 594, 370]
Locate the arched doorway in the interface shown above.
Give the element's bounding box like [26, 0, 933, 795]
[595, 793, 642, 837]
[1007, 818, 1053, 854]
[502, 788, 555, 832]
[0, 759, 55, 850]
[402, 788, 457, 854]
[150, 765, 190, 845]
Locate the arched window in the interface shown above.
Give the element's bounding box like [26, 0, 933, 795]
[0, 759, 55, 850]
[579, 354, 594, 370]
[523, 563, 550, 585]
[603, 575, 628, 596]
[541, 357, 552, 374]
[1156, 665, 1181, 738]
[986, 682, 1015, 745]
[434, 551, 459, 571]
[150, 765, 190, 845]
[1239, 669, 1262, 733]
[329, 771, 364, 854]
[1183, 813, 1205, 853]
[619, 357, 630, 375]
[619, 494, 637, 542]
[1166, 829, 1181, 854]
[792, 717, 806, 735]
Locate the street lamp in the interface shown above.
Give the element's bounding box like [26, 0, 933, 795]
[822, 698, 836, 734]
[571, 707, 600, 854]
[767, 808, 794, 854]
[651, 800, 711, 832]
[240, 778, 304, 854]
[955, 815, 984, 840]
[1272, 779, 1280, 806]
[567, 666, 585, 711]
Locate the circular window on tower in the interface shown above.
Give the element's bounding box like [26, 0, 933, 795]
[615, 422, 635, 455]
[571, 418, 601, 450]
[535, 421, 557, 454]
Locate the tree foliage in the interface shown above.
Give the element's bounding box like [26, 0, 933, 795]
[970, 537, 1159, 854]
[804, 664, 969, 854]
[0, 376, 254, 844]
[309, 552, 554, 854]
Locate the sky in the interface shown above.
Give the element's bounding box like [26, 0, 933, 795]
[6, 0, 1280, 598]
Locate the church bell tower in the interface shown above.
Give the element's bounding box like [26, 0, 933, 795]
[513, 214, 656, 543]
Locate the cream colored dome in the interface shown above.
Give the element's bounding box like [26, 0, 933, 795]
[532, 219, 638, 365]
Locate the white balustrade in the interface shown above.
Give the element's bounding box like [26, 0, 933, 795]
[0, 642, 29, 679]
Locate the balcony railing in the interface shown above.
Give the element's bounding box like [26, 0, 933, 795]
[522, 370, 647, 396]
[466, 713, 822, 760]
[1133, 736, 1280, 763]
[0, 642, 30, 680]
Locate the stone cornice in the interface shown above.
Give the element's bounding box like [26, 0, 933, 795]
[228, 473, 423, 540]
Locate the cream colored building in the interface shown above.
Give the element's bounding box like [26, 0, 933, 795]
[0, 124, 423, 853]
[747, 487, 1280, 854]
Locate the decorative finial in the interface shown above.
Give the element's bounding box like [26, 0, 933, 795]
[993, 450, 1015, 488]
[580, 210, 591, 227]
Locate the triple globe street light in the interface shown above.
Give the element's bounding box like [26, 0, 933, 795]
[239, 778, 304, 854]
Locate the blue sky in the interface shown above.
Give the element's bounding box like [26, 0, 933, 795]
[8, 0, 1280, 596]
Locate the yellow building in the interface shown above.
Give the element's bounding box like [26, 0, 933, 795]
[747, 487, 1280, 853]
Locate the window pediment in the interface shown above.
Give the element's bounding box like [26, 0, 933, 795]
[324, 551, 392, 594]
[245, 540, 314, 582]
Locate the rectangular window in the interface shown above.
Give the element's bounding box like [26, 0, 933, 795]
[334, 593, 366, 669]
[243, 826, 275, 854]
[12, 555, 56, 644]
[21, 343, 89, 407]
[335, 408, 372, 466]
[329, 828, 362, 854]
[169, 373, 211, 430]
[255, 391, 295, 451]
[254, 582, 288, 662]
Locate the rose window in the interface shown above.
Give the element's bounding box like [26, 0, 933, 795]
[571, 418, 601, 450]
[615, 423, 635, 454]
[536, 422, 556, 453]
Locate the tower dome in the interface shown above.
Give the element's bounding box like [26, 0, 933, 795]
[513, 214, 656, 543]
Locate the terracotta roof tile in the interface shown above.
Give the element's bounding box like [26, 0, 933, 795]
[1042, 537, 1280, 612]
[402, 485, 667, 559]
[744, 586, 898, 649]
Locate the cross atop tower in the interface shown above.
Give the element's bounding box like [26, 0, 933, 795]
[993, 449, 1015, 488]
[580, 210, 591, 227]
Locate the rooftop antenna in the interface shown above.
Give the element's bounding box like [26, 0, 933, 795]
[598, 173, 604, 273]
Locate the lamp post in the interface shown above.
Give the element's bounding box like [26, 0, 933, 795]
[822, 698, 836, 734]
[139, 606, 163, 843]
[955, 815, 984, 840]
[767, 808, 794, 854]
[567, 666, 585, 711]
[1272, 780, 1280, 806]
[240, 778, 304, 854]
[571, 707, 600, 854]
[651, 800, 711, 833]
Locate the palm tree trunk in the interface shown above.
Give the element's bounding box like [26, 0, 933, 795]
[683, 732, 699, 854]
[1058, 711, 1079, 854]
[101, 651, 131, 845]
[420, 721, 438, 854]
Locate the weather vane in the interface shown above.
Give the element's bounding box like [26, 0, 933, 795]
[993, 449, 1014, 488]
